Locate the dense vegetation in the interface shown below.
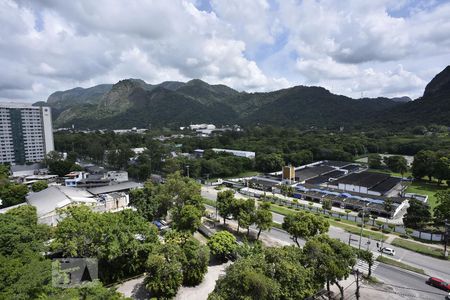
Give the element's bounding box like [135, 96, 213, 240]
[53, 126, 450, 181]
[38, 65, 450, 130]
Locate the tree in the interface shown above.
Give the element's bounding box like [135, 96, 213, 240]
[31, 180, 48, 192]
[0, 164, 9, 178]
[209, 255, 281, 300]
[209, 246, 319, 300]
[357, 249, 374, 277]
[412, 150, 436, 180]
[207, 231, 237, 261]
[171, 204, 203, 233]
[282, 211, 329, 247]
[368, 154, 382, 169]
[384, 155, 408, 176]
[255, 153, 284, 173]
[52, 206, 159, 283]
[403, 199, 432, 229]
[144, 253, 183, 299]
[0, 182, 29, 208]
[322, 199, 332, 212]
[231, 198, 255, 234]
[254, 202, 272, 240]
[433, 156, 450, 185]
[303, 235, 356, 300]
[217, 190, 235, 225]
[383, 198, 393, 213]
[180, 238, 210, 286]
[129, 180, 164, 221]
[434, 190, 450, 225]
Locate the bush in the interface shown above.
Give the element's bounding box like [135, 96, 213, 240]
[382, 229, 392, 234]
[334, 218, 341, 222]
[371, 227, 380, 231]
[400, 234, 410, 239]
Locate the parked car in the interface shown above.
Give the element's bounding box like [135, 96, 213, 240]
[426, 277, 450, 292]
[379, 247, 395, 256]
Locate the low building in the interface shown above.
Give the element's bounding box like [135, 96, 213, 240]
[327, 171, 402, 196]
[26, 186, 131, 226]
[105, 171, 128, 183]
[212, 148, 256, 159]
[11, 163, 48, 178]
[87, 181, 142, 195]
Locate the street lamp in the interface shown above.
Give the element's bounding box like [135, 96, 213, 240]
[186, 165, 190, 178]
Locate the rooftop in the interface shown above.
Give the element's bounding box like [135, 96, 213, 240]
[87, 181, 141, 195]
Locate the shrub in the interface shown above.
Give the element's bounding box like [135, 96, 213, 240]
[334, 218, 341, 222]
[400, 234, 410, 239]
[382, 229, 392, 234]
[371, 227, 380, 231]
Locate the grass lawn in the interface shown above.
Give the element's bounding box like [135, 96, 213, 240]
[202, 198, 217, 207]
[391, 238, 448, 260]
[376, 256, 426, 275]
[405, 180, 448, 213]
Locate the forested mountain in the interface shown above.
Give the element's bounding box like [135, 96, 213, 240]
[38, 66, 450, 130]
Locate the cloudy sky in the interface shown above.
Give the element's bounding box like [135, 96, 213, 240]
[1, 0, 450, 102]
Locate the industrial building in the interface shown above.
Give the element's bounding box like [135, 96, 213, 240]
[0, 103, 54, 164]
[212, 148, 256, 159]
[327, 171, 402, 196]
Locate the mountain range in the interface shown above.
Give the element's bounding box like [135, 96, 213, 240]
[35, 66, 450, 130]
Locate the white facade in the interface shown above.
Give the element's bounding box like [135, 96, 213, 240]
[212, 148, 256, 159]
[0, 103, 54, 164]
[105, 171, 128, 183]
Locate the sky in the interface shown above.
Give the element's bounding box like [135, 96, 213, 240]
[1, 0, 450, 102]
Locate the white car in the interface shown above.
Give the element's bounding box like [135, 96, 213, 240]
[380, 247, 395, 256]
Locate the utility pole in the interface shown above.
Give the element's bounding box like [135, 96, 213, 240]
[359, 209, 365, 250]
[444, 219, 449, 258]
[355, 269, 361, 300]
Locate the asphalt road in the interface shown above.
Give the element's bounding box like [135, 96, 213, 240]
[373, 264, 448, 299]
[202, 187, 450, 280]
[204, 204, 449, 299]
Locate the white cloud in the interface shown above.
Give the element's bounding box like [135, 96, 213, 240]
[0, 0, 449, 102]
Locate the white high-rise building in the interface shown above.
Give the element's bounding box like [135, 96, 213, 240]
[0, 103, 54, 164]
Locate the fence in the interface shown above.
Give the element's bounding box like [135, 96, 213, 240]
[259, 195, 444, 242]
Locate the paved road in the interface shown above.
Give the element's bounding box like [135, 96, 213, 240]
[203, 186, 450, 280]
[373, 264, 448, 300]
[270, 210, 450, 280]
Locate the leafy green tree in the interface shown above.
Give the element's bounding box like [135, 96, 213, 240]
[207, 231, 237, 260]
[254, 202, 272, 240]
[282, 211, 329, 247]
[144, 253, 183, 299]
[403, 199, 431, 229]
[384, 198, 393, 213]
[210, 246, 319, 300]
[171, 204, 203, 233]
[255, 153, 284, 173]
[231, 198, 255, 234]
[129, 180, 164, 221]
[368, 153, 382, 169]
[0, 182, 29, 208]
[0, 164, 9, 178]
[53, 206, 159, 283]
[31, 180, 48, 192]
[303, 235, 356, 300]
[322, 199, 332, 211]
[180, 238, 210, 286]
[412, 150, 436, 180]
[434, 190, 450, 225]
[217, 190, 235, 225]
[433, 156, 450, 185]
[209, 256, 280, 300]
[384, 155, 408, 176]
[357, 249, 374, 277]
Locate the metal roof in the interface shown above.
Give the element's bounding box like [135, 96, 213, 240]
[87, 181, 142, 195]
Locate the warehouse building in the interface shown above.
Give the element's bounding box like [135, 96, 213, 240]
[327, 171, 402, 196]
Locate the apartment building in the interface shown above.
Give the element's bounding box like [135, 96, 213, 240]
[0, 103, 54, 164]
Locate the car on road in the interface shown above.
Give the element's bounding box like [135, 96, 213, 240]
[379, 247, 396, 256]
[426, 277, 450, 292]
